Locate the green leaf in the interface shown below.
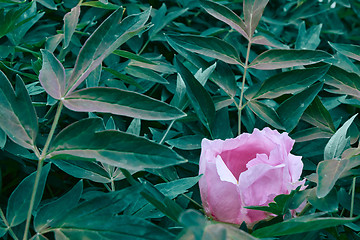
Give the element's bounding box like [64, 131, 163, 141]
[245, 187, 300, 216]
[6, 164, 51, 227]
[51, 159, 115, 183]
[329, 42, 360, 62]
[0, 128, 6, 149]
[324, 114, 357, 160]
[0, 3, 31, 39]
[291, 127, 333, 142]
[248, 65, 329, 99]
[80, 1, 120, 10]
[63, 4, 80, 48]
[174, 57, 216, 133]
[125, 66, 169, 84]
[247, 100, 285, 130]
[295, 21, 322, 50]
[34, 181, 83, 233]
[47, 118, 186, 171]
[166, 135, 202, 150]
[249, 49, 332, 70]
[0, 219, 7, 238]
[302, 96, 335, 132]
[214, 61, 237, 97]
[308, 188, 338, 212]
[252, 214, 358, 238]
[277, 82, 323, 132]
[0, 72, 38, 149]
[65, 7, 151, 95]
[140, 180, 184, 223]
[36, 0, 57, 10]
[200, 0, 248, 39]
[167, 34, 242, 65]
[243, 0, 269, 38]
[39, 49, 66, 99]
[316, 157, 360, 198]
[112, 49, 154, 64]
[102, 67, 143, 89]
[325, 66, 360, 99]
[149, 3, 188, 39]
[54, 215, 174, 239]
[63, 87, 185, 120]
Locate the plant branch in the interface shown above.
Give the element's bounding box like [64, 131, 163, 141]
[238, 41, 252, 135]
[23, 101, 64, 240]
[0, 207, 19, 240]
[351, 177, 356, 218]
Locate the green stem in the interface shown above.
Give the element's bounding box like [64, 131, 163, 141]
[111, 178, 115, 192]
[159, 120, 175, 145]
[0, 208, 19, 240]
[138, 39, 150, 55]
[350, 177, 356, 218]
[23, 101, 64, 240]
[238, 41, 252, 135]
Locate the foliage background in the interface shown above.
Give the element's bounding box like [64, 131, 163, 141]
[0, 0, 360, 239]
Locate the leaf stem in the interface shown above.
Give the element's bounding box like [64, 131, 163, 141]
[350, 177, 356, 218]
[0, 208, 19, 240]
[238, 41, 252, 135]
[23, 101, 64, 240]
[159, 120, 175, 145]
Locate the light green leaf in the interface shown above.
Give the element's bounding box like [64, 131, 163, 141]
[174, 57, 216, 133]
[63, 87, 185, 120]
[167, 34, 243, 65]
[36, 0, 57, 10]
[63, 4, 80, 48]
[200, 0, 248, 39]
[248, 65, 329, 99]
[252, 213, 357, 238]
[0, 128, 6, 149]
[277, 82, 323, 132]
[65, 7, 151, 95]
[248, 100, 285, 130]
[47, 118, 186, 171]
[324, 114, 357, 160]
[166, 135, 202, 150]
[39, 49, 66, 99]
[295, 21, 322, 50]
[329, 42, 360, 62]
[6, 164, 51, 227]
[249, 49, 332, 70]
[0, 72, 38, 150]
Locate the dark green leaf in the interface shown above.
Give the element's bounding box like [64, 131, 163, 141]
[252, 213, 358, 238]
[80, 1, 120, 10]
[249, 49, 332, 70]
[277, 82, 323, 132]
[248, 65, 329, 99]
[113, 49, 154, 64]
[34, 181, 83, 233]
[325, 66, 360, 99]
[243, 0, 269, 38]
[302, 96, 335, 132]
[200, 0, 248, 39]
[47, 118, 186, 171]
[65, 7, 151, 95]
[6, 164, 51, 227]
[308, 188, 338, 212]
[63, 87, 185, 120]
[295, 22, 322, 50]
[174, 57, 215, 133]
[248, 100, 285, 130]
[0, 72, 38, 149]
[329, 42, 360, 61]
[0, 128, 6, 149]
[125, 66, 169, 84]
[167, 34, 242, 65]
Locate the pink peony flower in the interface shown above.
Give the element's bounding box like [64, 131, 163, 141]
[198, 127, 305, 226]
